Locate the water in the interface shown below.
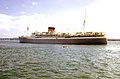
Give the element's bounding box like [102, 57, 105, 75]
[0, 40, 120, 79]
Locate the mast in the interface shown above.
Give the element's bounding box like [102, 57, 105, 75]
[82, 11, 86, 34]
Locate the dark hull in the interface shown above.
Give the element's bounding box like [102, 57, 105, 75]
[19, 37, 107, 45]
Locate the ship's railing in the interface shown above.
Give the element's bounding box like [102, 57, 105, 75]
[31, 31, 105, 38]
[19, 36, 30, 39]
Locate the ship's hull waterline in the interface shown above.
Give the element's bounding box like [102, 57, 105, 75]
[19, 37, 107, 45]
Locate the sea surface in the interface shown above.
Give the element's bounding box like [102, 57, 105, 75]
[0, 40, 120, 79]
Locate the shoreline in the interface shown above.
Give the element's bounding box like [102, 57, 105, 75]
[0, 38, 19, 40]
[0, 38, 120, 41]
[107, 39, 120, 41]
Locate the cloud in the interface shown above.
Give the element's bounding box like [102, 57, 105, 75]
[20, 11, 26, 15]
[0, 13, 49, 37]
[85, 0, 120, 38]
[0, 0, 120, 38]
[0, 14, 23, 37]
[32, 2, 38, 6]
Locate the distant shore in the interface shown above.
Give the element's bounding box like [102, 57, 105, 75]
[0, 38, 19, 40]
[107, 39, 120, 41]
[0, 38, 120, 41]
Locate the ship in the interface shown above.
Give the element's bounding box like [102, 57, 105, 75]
[19, 12, 107, 45]
[19, 27, 107, 45]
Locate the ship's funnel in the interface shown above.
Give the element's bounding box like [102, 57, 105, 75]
[48, 27, 55, 32]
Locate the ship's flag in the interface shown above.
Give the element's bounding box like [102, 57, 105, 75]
[27, 27, 29, 31]
[82, 11, 86, 33]
[83, 20, 86, 26]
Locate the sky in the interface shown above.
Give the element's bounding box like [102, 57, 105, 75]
[0, 0, 120, 38]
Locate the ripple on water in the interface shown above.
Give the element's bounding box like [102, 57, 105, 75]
[0, 41, 120, 79]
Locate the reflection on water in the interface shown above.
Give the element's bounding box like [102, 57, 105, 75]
[0, 41, 120, 79]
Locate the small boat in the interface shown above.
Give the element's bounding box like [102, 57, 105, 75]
[63, 46, 68, 48]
